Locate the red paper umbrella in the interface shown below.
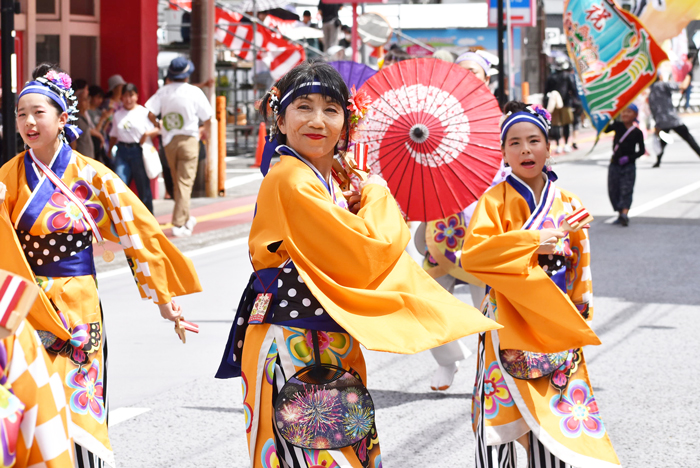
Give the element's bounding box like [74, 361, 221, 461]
[358, 58, 503, 222]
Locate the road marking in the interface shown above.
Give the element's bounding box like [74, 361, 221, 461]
[225, 172, 263, 189]
[96, 237, 249, 280]
[110, 407, 151, 426]
[604, 179, 700, 223]
[159, 203, 255, 230]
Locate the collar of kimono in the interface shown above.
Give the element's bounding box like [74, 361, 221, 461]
[506, 173, 556, 230]
[277, 145, 333, 194]
[27, 148, 104, 243]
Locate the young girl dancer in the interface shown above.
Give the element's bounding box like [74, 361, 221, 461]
[463, 102, 620, 467]
[216, 61, 498, 468]
[0, 64, 201, 467]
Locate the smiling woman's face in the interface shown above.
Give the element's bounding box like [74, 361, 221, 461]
[16, 93, 67, 151]
[277, 93, 345, 162]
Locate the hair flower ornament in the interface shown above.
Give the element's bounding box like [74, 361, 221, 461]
[44, 70, 72, 91]
[347, 86, 371, 142]
[527, 104, 551, 123]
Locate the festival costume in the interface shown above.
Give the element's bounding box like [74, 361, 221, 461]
[463, 173, 620, 468]
[0, 145, 201, 466]
[217, 147, 499, 468]
[419, 163, 510, 389]
[1, 320, 74, 467]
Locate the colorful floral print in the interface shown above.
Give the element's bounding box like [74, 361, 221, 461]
[433, 215, 466, 250]
[302, 448, 341, 468]
[44, 181, 105, 233]
[483, 362, 514, 419]
[550, 379, 605, 439]
[286, 329, 352, 367]
[542, 215, 572, 256]
[265, 342, 278, 385]
[66, 360, 105, 423]
[0, 385, 24, 467]
[261, 439, 280, 468]
[241, 373, 253, 433]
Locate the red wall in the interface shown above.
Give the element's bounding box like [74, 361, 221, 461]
[100, 0, 159, 103]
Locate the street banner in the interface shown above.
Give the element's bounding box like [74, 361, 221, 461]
[564, 0, 667, 135]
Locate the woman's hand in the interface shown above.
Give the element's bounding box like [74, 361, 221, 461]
[360, 174, 387, 189]
[0, 182, 6, 204]
[536, 228, 566, 255]
[159, 300, 182, 322]
[342, 190, 362, 214]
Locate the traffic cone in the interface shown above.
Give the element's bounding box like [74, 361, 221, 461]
[251, 121, 266, 168]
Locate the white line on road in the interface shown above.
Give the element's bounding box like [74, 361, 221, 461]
[225, 172, 262, 189]
[110, 407, 151, 426]
[604, 179, 700, 223]
[96, 237, 248, 281]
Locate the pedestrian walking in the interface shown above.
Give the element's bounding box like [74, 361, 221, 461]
[215, 61, 498, 468]
[109, 83, 159, 213]
[648, 71, 700, 167]
[0, 64, 201, 468]
[545, 58, 576, 153]
[463, 101, 620, 468]
[606, 105, 645, 227]
[145, 57, 213, 237]
[318, 0, 341, 50]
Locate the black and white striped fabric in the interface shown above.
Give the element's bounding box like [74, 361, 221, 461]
[473, 305, 571, 468]
[528, 432, 572, 468]
[74, 443, 104, 468]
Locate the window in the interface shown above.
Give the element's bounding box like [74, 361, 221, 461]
[36, 34, 60, 65]
[70, 36, 97, 84]
[36, 0, 56, 14]
[70, 0, 94, 16]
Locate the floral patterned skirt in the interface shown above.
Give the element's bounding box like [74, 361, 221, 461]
[241, 324, 382, 468]
[471, 294, 620, 468]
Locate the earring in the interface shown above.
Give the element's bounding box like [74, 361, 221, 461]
[504, 162, 510, 167]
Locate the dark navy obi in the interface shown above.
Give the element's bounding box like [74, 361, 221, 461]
[538, 253, 568, 293]
[17, 230, 96, 277]
[215, 263, 345, 379]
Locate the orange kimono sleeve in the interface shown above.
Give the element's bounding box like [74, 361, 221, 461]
[462, 186, 600, 353]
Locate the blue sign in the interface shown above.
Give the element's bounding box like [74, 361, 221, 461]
[489, 0, 531, 9]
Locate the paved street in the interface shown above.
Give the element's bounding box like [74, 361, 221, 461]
[102, 116, 700, 467]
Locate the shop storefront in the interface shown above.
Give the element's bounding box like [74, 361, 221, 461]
[4, 0, 158, 101]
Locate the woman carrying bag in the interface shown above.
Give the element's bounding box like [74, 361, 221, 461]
[109, 83, 160, 213]
[216, 62, 499, 468]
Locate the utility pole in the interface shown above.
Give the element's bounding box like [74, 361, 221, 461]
[1, 0, 16, 165]
[497, 0, 505, 108]
[190, 0, 218, 197]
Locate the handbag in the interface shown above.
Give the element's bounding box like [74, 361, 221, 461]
[499, 347, 569, 380]
[142, 140, 163, 179]
[274, 330, 375, 450]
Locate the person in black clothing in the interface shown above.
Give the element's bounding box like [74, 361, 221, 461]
[606, 104, 645, 226]
[338, 24, 352, 48]
[318, 0, 341, 50]
[544, 58, 577, 153]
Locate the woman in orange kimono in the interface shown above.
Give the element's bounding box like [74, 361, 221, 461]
[0, 65, 201, 467]
[216, 62, 499, 468]
[462, 102, 620, 467]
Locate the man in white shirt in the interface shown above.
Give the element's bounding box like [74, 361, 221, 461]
[145, 57, 214, 237]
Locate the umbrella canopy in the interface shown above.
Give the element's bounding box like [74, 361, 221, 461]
[329, 61, 377, 91]
[358, 58, 503, 222]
